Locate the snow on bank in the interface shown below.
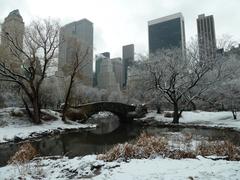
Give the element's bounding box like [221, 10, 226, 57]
[143, 111, 240, 131]
[0, 108, 96, 143]
[0, 155, 239, 179]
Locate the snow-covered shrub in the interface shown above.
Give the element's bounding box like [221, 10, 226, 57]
[168, 149, 196, 159]
[196, 140, 240, 161]
[10, 108, 25, 117]
[97, 132, 168, 161]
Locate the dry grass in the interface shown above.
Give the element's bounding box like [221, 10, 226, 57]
[196, 140, 240, 161]
[8, 143, 38, 164]
[98, 132, 240, 162]
[168, 150, 196, 159]
[98, 132, 168, 161]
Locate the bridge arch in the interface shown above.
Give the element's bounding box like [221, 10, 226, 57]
[65, 102, 147, 123]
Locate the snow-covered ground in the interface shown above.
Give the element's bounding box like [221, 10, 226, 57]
[142, 111, 240, 131]
[0, 107, 96, 143]
[1, 109, 240, 179]
[0, 155, 239, 179]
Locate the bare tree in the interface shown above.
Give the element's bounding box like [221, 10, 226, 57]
[61, 38, 90, 121]
[218, 80, 240, 119]
[217, 34, 238, 52]
[200, 78, 240, 119]
[134, 46, 236, 123]
[0, 19, 60, 124]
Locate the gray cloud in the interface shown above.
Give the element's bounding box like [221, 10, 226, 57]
[0, 0, 239, 57]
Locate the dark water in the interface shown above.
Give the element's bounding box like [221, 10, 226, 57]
[0, 116, 240, 167]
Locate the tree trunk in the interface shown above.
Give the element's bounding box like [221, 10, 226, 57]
[32, 97, 41, 124]
[62, 74, 74, 122]
[172, 103, 180, 124]
[232, 110, 237, 120]
[190, 101, 197, 111]
[22, 97, 33, 120]
[156, 104, 161, 114]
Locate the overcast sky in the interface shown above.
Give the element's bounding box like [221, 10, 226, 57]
[0, 0, 239, 58]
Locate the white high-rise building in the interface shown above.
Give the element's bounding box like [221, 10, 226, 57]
[97, 58, 120, 92]
[111, 57, 123, 89]
[122, 44, 134, 88]
[58, 19, 93, 86]
[1, 9, 24, 72]
[1, 10, 24, 49]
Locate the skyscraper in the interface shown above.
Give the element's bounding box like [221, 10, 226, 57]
[94, 52, 110, 87]
[111, 57, 123, 88]
[122, 44, 134, 88]
[97, 58, 120, 92]
[1, 9, 24, 71]
[1, 10, 24, 49]
[148, 13, 186, 55]
[197, 14, 216, 61]
[58, 19, 93, 86]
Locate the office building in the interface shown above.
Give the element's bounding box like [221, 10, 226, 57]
[1, 9, 24, 71]
[122, 44, 134, 87]
[197, 14, 217, 61]
[94, 52, 110, 87]
[58, 19, 93, 86]
[111, 57, 123, 88]
[148, 13, 186, 55]
[97, 58, 120, 92]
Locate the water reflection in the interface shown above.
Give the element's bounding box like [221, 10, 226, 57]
[86, 112, 120, 134]
[0, 120, 140, 167]
[1, 118, 240, 167]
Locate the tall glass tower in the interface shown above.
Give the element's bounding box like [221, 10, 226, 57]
[148, 13, 186, 56]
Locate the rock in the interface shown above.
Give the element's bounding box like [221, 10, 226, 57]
[13, 136, 23, 142]
[164, 111, 173, 118]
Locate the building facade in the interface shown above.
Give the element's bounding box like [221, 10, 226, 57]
[94, 52, 110, 87]
[111, 57, 123, 88]
[148, 13, 186, 56]
[122, 44, 134, 88]
[197, 14, 217, 61]
[1, 9, 24, 71]
[97, 58, 120, 92]
[58, 19, 93, 86]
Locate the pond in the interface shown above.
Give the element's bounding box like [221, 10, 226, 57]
[0, 114, 240, 167]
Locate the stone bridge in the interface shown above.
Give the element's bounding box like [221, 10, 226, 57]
[65, 102, 147, 123]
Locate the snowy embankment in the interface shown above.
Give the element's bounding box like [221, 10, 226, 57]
[0, 109, 240, 179]
[0, 155, 239, 179]
[0, 107, 96, 143]
[142, 110, 240, 131]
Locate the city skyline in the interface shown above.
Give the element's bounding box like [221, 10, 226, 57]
[0, 0, 240, 57]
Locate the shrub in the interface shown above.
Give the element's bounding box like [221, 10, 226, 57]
[10, 108, 24, 117]
[196, 140, 240, 161]
[98, 132, 240, 162]
[168, 150, 196, 159]
[8, 143, 38, 164]
[97, 132, 168, 161]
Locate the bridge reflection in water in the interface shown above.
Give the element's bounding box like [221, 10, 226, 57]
[86, 112, 120, 134]
[0, 115, 141, 167]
